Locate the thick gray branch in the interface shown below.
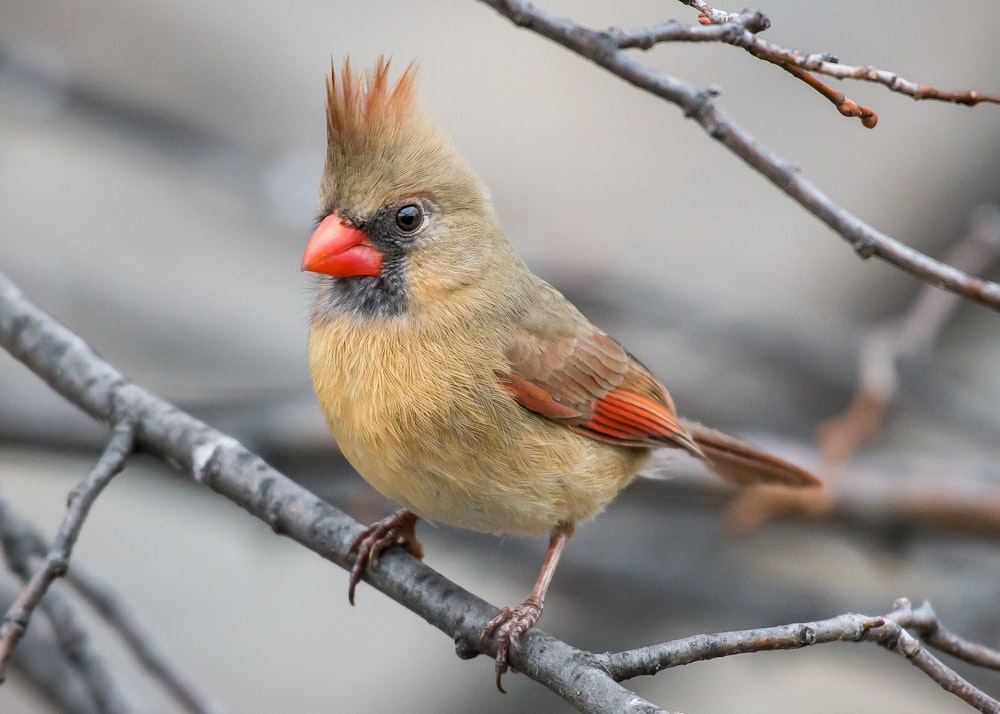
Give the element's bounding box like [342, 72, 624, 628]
[0, 271, 666, 713]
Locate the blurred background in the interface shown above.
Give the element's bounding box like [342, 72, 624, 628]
[2, 1, 1000, 712]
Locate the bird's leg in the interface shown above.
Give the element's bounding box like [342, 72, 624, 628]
[480, 523, 573, 692]
[347, 508, 422, 605]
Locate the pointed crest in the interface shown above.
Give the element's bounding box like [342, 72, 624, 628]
[319, 56, 486, 220]
[326, 56, 418, 145]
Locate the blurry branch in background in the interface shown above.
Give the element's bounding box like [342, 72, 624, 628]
[66, 561, 217, 714]
[819, 206, 1000, 463]
[478, 0, 1000, 312]
[0, 420, 134, 678]
[3, 275, 1000, 713]
[729, 205, 1000, 532]
[0, 495, 131, 713]
[0, 467, 216, 713]
[0, 576, 103, 714]
[0, 415, 214, 712]
[4, 5, 1000, 710]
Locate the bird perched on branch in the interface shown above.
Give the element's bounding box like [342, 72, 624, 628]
[302, 57, 820, 690]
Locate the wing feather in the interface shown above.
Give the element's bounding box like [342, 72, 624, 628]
[499, 326, 701, 456]
[496, 279, 819, 488]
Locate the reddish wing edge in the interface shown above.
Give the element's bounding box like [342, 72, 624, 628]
[570, 388, 702, 455]
[500, 327, 819, 489]
[500, 368, 700, 455]
[498, 329, 703, 456]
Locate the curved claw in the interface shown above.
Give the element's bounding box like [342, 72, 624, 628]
[480, 597, 543, 693]
[346, 509, 422, 605]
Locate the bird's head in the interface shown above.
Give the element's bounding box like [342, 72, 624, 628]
[303, 58, 515, 322]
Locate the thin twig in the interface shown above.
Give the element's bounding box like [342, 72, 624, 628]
[609, 15, 762, 50]
[678, 0, 745, 26]
[479, 0, 1000, 311]
[891, 599, 1000, 672]
[867, 611, 1000, 714]
[600, 601, 1000, 713]
[38, 587, 130, 713]
[762, 56, 878, 127]
[617, 7, 878, 127]
[599, 611, 882, 678]
[0, 486, 217, 713]
[0, 578, 100, 714]
[0, 420, 134, 677]
[0, 494, 131, 713]
[675, 0, 1000, 114]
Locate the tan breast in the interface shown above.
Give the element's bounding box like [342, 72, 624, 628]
[308, 315, 648, 535]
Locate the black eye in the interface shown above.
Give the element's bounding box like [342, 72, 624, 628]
[394, 204, 423, 233]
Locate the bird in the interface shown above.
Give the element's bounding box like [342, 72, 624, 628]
[302, 57, 820, 691]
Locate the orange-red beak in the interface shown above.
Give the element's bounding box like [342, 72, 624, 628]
[301, 212, 384, 277]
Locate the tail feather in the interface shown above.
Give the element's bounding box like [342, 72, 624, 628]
[681, 420, 821, 488]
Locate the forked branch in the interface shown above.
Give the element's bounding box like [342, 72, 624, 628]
[3, 267, 1000, 713]
[479, 0, 1000, 311]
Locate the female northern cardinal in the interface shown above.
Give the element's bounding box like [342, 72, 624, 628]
[302, 58, 819, 689]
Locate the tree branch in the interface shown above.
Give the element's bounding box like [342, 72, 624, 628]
[891, 599, 1000, 672]
[0, 481, 214, 712]
[4, 264, 1000, 711]
[820, 205, 1000, 463]
[673, 1, 1000, 120]
[478, 0, 1000, 312]
[869, 605, 1000, 714]
[0, 271, 668, 713]
[0, 420, 134, 678]
[66, 566, 220, 714]
[728, 205, 1000, 531]
[600, 612, 881, 678]
[0, 578, 100, 714]
[0, 494, 131, 713]
[611, 7, 879, 127]
[600, 600, 1000, 714]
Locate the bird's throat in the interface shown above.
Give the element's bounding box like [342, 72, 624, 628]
[313, 253, 408, 320]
